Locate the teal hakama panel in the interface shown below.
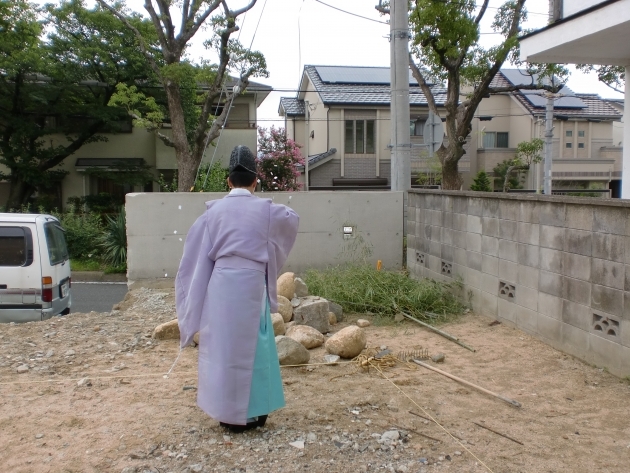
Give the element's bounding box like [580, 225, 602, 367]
[247, 294, 286, 419]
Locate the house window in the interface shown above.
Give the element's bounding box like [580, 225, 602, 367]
[578, 130, 585, 137]
[345, 119, 375, 154]
[566, 142, 572, 148]
[566, 130, 573, 137]
[578, 142, 585, 149]
[483, 132, 508, 148]
[410, 119, 426, 136]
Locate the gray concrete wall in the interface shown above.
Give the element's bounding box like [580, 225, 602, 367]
[408, 190, 630, 377]
[126, 191, 404, 282]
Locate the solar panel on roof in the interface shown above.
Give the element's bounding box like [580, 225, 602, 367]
[520, 91, 587, 109]
[315, 66, 419, 85]
[501, 69, 586, 109]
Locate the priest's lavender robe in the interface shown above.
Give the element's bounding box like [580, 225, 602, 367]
[176, 190, 299, 425]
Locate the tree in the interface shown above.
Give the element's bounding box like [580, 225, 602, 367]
[96, 0, 268, 192]
[0, 0, 156, 209]
[496, 137, 543, 192]
[400, 0, 567, 189]
[493, 159, 523, 191]
[256, 126, 304, 192]
[470, 171, 492, 192]
[576, 65, 625, 94]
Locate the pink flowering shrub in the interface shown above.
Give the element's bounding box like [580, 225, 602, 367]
[257, 126, 304, 192]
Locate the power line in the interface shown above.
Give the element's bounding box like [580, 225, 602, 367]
[313, 0, 388, 25]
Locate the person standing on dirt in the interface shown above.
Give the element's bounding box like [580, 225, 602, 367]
[175, 145, 299, 432]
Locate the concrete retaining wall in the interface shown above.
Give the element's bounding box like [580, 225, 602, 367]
[407, 190, 630, 376]
[126, 191, 404, 282]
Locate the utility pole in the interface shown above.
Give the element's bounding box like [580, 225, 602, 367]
[389, 0, 411, 192]
[304, 100, 310, 191]
[543, 93, 554, 195]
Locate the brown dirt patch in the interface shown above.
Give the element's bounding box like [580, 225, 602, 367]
[1, 287, 629, 473]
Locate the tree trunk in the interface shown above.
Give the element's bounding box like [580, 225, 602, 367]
[162, 82, 201, 192]
[6, 177, 34, 211]
[438, 140, 465, 190]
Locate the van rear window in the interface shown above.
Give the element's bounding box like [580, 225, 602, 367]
[0, 226, 33, 266]
[44, 222, 69, 265]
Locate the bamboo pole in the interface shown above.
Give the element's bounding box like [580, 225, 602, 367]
[412, 359, 521, 408]
[401, 312, 476, 352]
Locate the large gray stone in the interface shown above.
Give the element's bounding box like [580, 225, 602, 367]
[329, 302, 344, 322]
[293, 297, 331, 333]
[294, 277, 309, 297]
[275, 336, 310, 366]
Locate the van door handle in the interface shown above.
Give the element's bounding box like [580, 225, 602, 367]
[0, 285, 7, 289]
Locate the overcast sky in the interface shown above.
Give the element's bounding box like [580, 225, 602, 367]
[65, 1, 626, 128]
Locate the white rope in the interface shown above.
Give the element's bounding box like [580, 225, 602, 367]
[163, 346, 184, 379]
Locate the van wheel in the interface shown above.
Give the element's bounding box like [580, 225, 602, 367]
[60, 308, 70, 316]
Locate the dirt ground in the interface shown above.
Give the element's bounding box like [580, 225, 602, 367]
[1, 287, 630, 473]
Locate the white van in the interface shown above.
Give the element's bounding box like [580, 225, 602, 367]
[0, 213, 72, 323]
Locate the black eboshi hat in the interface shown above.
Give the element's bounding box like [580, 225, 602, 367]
[228, 145, 257, 175]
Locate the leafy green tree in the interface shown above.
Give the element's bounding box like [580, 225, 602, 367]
[399, 0, 567, 190]
[470, 171, 492, 192]
[576, 65, 625, 94]
[96, 0, 268, 192]
[0, 0, 156, 209]
[493, 159, 523, 191]
[497, 137, 543, 192]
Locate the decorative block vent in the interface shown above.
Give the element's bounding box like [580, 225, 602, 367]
[592, 312, 620, 340]
[441, 261, 452, 277]
[416, 251, 425, 265]
[499, 281, 516, 301]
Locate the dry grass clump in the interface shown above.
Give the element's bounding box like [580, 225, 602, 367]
[304, 265, 464, 323]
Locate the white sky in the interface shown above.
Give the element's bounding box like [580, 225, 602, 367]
[54, 1, 626, 128]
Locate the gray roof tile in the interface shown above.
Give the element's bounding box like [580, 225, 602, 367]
[279, 97, 306, 116]
[302, 65, 447, 107]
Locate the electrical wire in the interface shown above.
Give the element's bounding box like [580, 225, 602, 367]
[313, 0, 388, 24]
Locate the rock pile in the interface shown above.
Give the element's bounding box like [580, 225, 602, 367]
[272, 272, 366, 364]
[150, 272, 368, 365]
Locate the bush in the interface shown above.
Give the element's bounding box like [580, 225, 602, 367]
[52, 206, 103, 260]
[99, 207, 127, 268]
[257, 126, 304, 191]
[470, 171, 492, 192]
[194, 162, 229, 192]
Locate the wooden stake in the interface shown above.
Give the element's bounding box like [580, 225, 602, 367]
[401, 312, 476, 352]
[472, 421, 524, 445]
[412, 359, 522, 408]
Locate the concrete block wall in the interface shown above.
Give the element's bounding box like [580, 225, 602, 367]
[126, 191, 404, 282]
[407, 190, 630, 376]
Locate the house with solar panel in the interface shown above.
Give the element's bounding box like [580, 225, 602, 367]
[279, 65, 622, 194]
[471, 69, 623, 195]
[278, 65, 450, 190]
